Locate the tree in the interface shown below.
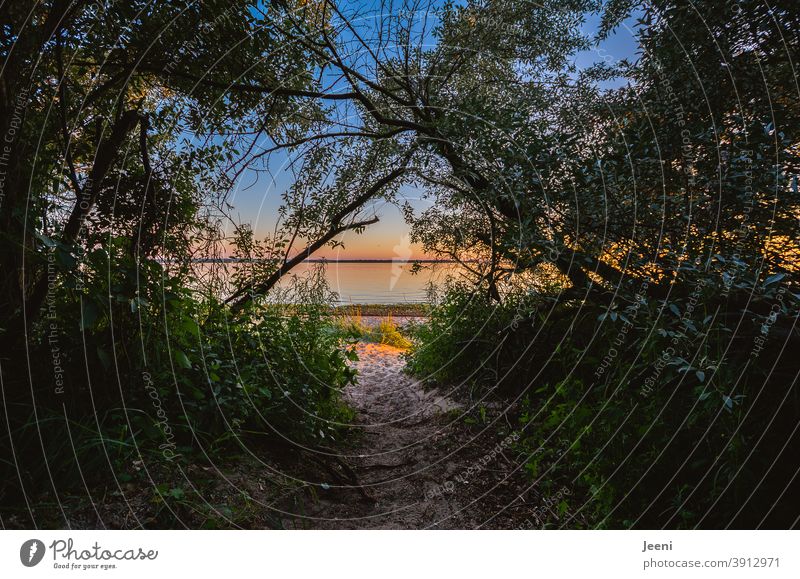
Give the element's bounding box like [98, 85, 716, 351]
[0, 0, 332, 407]
[224, 0, 605, 304]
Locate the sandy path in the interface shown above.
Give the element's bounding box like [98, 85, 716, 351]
[285, 342, 527, 529]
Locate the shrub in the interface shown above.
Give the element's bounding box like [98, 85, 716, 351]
[404, 283, 539, 389]
[0, 252, 357, 521]
[405, 271, 800, 528]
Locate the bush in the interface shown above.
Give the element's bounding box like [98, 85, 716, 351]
[405, 271, 800, 528]
[404, 283, 540, 389]
[180, 301, 357, 446]
[0, 252, 357, 522]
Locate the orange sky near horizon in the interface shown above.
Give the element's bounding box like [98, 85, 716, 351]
[223, 193, 434, 260]
[314, 202, 430, 260]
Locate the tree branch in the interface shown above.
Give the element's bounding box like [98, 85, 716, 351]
[226, 162, 410, 313]
[62, 109, 142, 243]
[227, 216, 379, 313]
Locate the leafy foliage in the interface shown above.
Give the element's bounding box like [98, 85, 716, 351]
[2, 0, 798, 530]
[408, 268, 799, 528]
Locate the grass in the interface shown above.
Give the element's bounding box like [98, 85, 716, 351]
[261, 303, 429, 318]
[332, 303, 429, 317]
[334, 308, 414, 349]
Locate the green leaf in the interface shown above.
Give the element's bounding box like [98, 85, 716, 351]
[558, 500, 569, 516]
[174, 349, 192, 369]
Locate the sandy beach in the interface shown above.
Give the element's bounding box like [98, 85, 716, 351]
[284, 342, 534, 529]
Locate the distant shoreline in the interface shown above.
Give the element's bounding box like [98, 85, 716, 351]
[333, 303, 429, 316]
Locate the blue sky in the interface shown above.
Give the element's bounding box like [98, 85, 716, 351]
[224, 4, 641, 259]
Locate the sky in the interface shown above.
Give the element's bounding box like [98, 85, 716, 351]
[224, 6, 641, 260]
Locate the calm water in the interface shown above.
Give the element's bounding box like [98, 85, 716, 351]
[278, 261, 460, 304]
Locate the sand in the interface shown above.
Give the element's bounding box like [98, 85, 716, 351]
[283, 342, 533, 529]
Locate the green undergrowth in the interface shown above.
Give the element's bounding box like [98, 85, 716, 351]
[405, 272, 800, 529]
[0, 256, 358, 527]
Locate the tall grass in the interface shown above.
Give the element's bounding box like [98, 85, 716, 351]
[335, 307, 412, 349]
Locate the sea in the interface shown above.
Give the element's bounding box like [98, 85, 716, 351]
[189, 259, 465, 304]
[276, 260, 461, 304]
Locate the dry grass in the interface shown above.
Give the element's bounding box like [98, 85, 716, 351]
[335, 307, 413, 349]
